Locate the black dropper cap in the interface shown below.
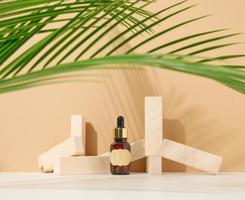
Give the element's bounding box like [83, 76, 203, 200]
[115, 116, 127, 138]
[117, 116, 125, 128]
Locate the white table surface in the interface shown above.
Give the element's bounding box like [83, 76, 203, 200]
[0, 172, 245, 200]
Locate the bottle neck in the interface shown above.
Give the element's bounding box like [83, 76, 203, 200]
[114, 138, 127, 142]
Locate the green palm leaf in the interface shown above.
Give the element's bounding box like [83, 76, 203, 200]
[0, 0, 244, 94]
[0, 54, 244, 93]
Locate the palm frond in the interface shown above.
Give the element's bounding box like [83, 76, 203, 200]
[0, 0, 244, 95]
[0, 54, 244, 94]
[198, 54, 245, 63]
[169, 33, 241, 54]
[91, 0, 188, 58]
[58, 0, 154, 64]
[0, 0, 158, 78]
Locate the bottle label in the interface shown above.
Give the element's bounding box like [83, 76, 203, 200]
[110, 149, 131, 166]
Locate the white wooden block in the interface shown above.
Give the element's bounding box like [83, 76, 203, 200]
[145, 97, 163, 174]
[161, 139, 223, 174]
[145, 97, 163, 156]
[54, 156, 110, 175]
[131, 139, 145, 161]
[146, 156, 162, 175]
[71, 115, 85, 137]
[70, 115, 86, 154]
[99, 139, 145, 162]
[99, 151, 110, 157]
[38, 137, 83, 172]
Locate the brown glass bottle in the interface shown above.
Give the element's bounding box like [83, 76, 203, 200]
[110, 116, 131, 175]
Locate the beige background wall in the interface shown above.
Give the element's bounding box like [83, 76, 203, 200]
[0, 0, 244, 172]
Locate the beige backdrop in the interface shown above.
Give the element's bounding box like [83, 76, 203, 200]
[0, 0, 245, 172]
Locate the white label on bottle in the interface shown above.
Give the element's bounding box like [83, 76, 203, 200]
[110, 149, 131, 166]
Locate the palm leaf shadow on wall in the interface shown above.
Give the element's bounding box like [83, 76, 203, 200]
[0, 0, 244, 94]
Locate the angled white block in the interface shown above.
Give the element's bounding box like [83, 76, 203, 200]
[131, 139, 145, 161]
[146, 156, 162, 175]
[161, 139, 223, 174]
[54, 156, 110, 175]
[38, 137, 83, 172]
[145, 97, 163, 156]
[99, 139, 145, 162]
[71, 115, 86, 153]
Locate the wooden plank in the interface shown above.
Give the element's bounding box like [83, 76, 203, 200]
[145, 97, 163, 156]
[70, 115, 86, 154]
[145, 97, 163, 174]
[38, 137, 83, 172]
[146, 156, 162, 175]
[131, 139, 145, 162]
[71, 115, 85, 137]
[161, 139, 223, 174]
[54, 156, 110, 175]
[99, 139, 145, 162]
